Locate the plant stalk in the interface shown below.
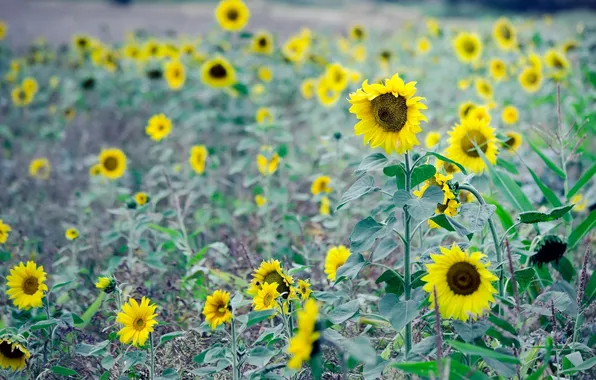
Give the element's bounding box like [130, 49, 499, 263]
[404, 151, 412, 355]
[231, 320, 239, 380]
[149, 332, 155, 380]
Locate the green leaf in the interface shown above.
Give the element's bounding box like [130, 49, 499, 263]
[350, 217, 384, 252]
[335, 253, 367, 281]
[159, 331, 185, 346]
[392, 359, 489, 379]
[51, 366, 78, 376]
[410, 165, 436, 187]
[344, 336, 377, 365]
[388, 300, 418, 332]
[376, 271, 404, 296]
[405, 186, 443, 220]
[246, 309, 277, 327]
[121, 351, 147, 372]
[337, 175, 375, 210]
[585, 270, 596, 303]
[562, 352, 583, 373]
[149, 224, 183, 240]
[426, 152, 467, 174]
[246, 346, 276, 367]
[383, 163, 405, 177]
[496, 157, 519, 175]
[429, 214, 473, 240]
[51, 281, 73, 292]
[517, 205, 574, 224]
[513, 268, 536, 294]
[372, 238, 398, 262]
[75, 340, 110, 357]
[525, 164, 570, 222]
[553, 256, 576, 282]
[31, 318, 60, 331]
[452, 320, 490, 343]
[356, 153, 388, 174]
[568, 161, 596, 199]
[528, 140, 566, 179]
[447, 340, 521, 364]
[232, 82, 249, 96]
[561, 356, 596, 374]
[568, 209, 596, 249]
[393, 190, 412, 208]
[459, 203, 496, 232]
[327, 300, 360, 324]
[484, 195, 517, 238]
[525, 337, 552, 380]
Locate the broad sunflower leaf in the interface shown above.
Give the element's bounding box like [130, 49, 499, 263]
[459, 203, 497, 232]
[388, 300, 418, 332]
[391, 359, 489, 379]
[51, 366, 77, 376]
[327, 299, 360, 324]
[452, 320, 490, 343]
[483, 195, 517, 238]
[159, 331, 185, 346]
[246, 309, 277, 327]
[372, 238, 398, 262]
[517, 204, 574, 224]
[337, 175, 375, 210]
[350, 217, 384, 252]
[561, 356, 596, 374]
[447, 340, 521, 364]
[496, 157, 519, 175]
[335, 253, 367, 281]
[393, 190, 412, 208]
[356, 153, 388, 174]
[410, 164, 436, 187]
[429, 214, 473, 240]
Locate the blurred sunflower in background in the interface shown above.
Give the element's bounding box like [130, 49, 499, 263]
[519, 66, 543, 93]
[287, 299, 320, 369]
[301, 78, 316, 99]
[0, 21, 7, 40]
[98, 148, 127, 180]
[189, 145, 208, 174]
[349, 24, 366, 42]
[201, 57, 236, 88]
[164, 59, 186, 90]
[453, 32, 483, 63]
[458, 101, 477, 120]
[256, 147, 280, 176]
[446, 117, 498, 173]
[0, 219, 11, 244]
[146, 113, 173, 141]
[324, 245, 351, 282]
[6, 261, 48, 310]
[475, 78, 493, 100]
[311, 176, 332, 195]
[502, 131, 523, 152]
[135, 192, 149, 206]
[489, 58, 507, 81]
[256, 107, 273, 124]
[501, 105, 518, 124]
[11, 87, 33, 107]
[29, 158, 51, 180]
[492, 18, 516, 51]
[65, 228, 79, 241]
[544, 49, 570, 80]
[251, 31, 274, 55]
[215, 0, 250, 32]
[316, 78, 341, 107]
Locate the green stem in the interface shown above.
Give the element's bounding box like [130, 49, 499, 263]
[404, 152, 412, 355]
[231, 320, 239, 380]
[149, 332, 155, 380]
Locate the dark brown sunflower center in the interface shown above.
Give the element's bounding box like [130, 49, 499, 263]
[209, 64, 228, 79]
[505, 136, 517, 148]
[446, 262, 481, 295]
[526, 72, 537, 84]
[227, 9, 239, 21]
[103, 157, 119, 171]
[354, 28, 363, 38]
[77, 38, 88, 47]
[463, 40, 476, 54]
[263, 272, 290, 298]
[134, 318, 146, 330]
[553, 57, 564, 69]
[334, 71, 344, 83]
[0, 341, 25, 359]
[500, 25, 512, 40]
[371, 93, 408, 133]
[380, 51, 391, 60]
[17, 90, 26, 101]
[23, 277, 39, 295]
[463, 105, 474, 117]
[258, 37, 268, 47]
[461, 130, 488, 157]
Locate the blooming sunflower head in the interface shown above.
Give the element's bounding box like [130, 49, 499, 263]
[422, 243, 498, 321]
[316, 77, 341, 108]
[164, 60, 186, 90]
[256, 149, 280, 176]
[254, 194, 267, 207]
[256, 107, 273, 125]
[518, 66, 543, 93]
[257, 66, 273, 82]
[324, 245, 351, 282]
[189, 145, 208, 175]
[570, 194, 588, 212]
[116, 297, 158, 347]
[95, 276, 117, 294]
[135, 192, 149, 206]
[202, 289, 233, 330]
[324, 63, 349, 92]
[489, 58, 507, 81]
[297, 279, 312, 301]
[501, 105, 518, 125]
[11, 86, 33, 107]
[492, 18, 516, 50]
[502, 131, 523, 152]
[301, 78, 316, 99]
[475, 78, 493, 101]
[288, 299, 320, 369]
[349, 24, 366, 41]
[252, 282, 281, 311]
[65, 228, 79, 241]
[215, 0, 250, 32]
[530, 235, 567, 268]
[446, 117, 498, 174]
[98, 148, 127, 180]
[348, 74, 428, 154]
[425, 132, 441, 149]
[0, 334, 31, 372]
[146, 113, 173, 142]
[248, 259, 294, 300]
[6, 261, 49, 310]
[251, 31, 274, 55]
[201, 56, 236, 88]
[0, 219, 12, 244]
[29, 158, 51, 180]
[311, 176, 332, 196]
[453, 32, 483, 63]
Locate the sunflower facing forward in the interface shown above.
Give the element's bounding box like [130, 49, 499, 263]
[445, 117, 498, 174]
[98, 148, 127, 180]
[492, 18, 516, 51]
[0, 335, 31, 371]
[422, 243, 498, 321]
[164, 60, 186, 90]
[29, 158, 51, 180]
[201, 57, 236, 88]
[189, 145, 208, 174]
[251, 31, 274, 55]
[215, 0, 250, 32]
[116, 297, 158, 347]
[146, 113, 173, 141]
[453, 32, 483, 63]
[6, 261, 48, 310]
[202, 289, 233, 330]
[518, 66, 543, 93]
[248, 259, 295, 300]
[348, 74, 428, 154]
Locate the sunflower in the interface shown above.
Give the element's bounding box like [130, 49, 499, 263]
[475, 78, 493, 101]
[6, 261, 48, 310]
[425, 132, 441, 149]
[297, 279, 312, 301]
[189, 145, 208, 175]
[352, 45, 367, 62]
[142, 39, 163, 60]
[65, 228, 79, 241]
[201, 57, 236, 88]
[164, 60, 185, 90]
[301, 78, 316, 99]
[324, 245, 351, 282]
[135, 192, 149, 206]
[311, 176, 332, 195]
[255, 194, 267, 207]
[22, 77, 38, 96]
[288, 299, 320, 369]
[501, 105, 518, 124]
[502, 131, 523, 152]
[417, 37, 431, 55]
[256, 107, 273, 125]
[316, 78, 341, 107]
[349, 24, 366, 41]
[458, 79, 471, 90]
[258, 66, 273, 82]
[251, 31, 274, 55]
[64, 107, 76, 121]
[562, 40, 579, 54]
[11, 87, 33, 107]
[570, 194, 588, 212]
[530, 235, 567, 267]
[492, 18, 516, 51]
[348, 74, 428, 154]
[0, 219, 11, 244]
[89, 164, 102, 177]
[324, 63, 349, 92]
[72, 34, 92, 52]
[256, 150, 280, 176]
[426, 18, 440, 37]
[116, 297, 158, 347]
[146, 113, 172, 142]
[378, 49, 392, 66]
[518, 66, 542, 93]
[253, 282, 281, 311]
[467, 106, 491, 124]
[458, 101, 477, 120]
[248, 259, 295, 299]
[282, 34, 310, 64]
[413, 173, 456, 205]
[29, 158, 51, 180]
[489, 59, 507, 81]
[422, 243, 498, 321]
[202, 289, 233, 330]
[0, 21, 6, 40]
[445, 117, 498, 174]
[95, 276, 116, 294]
[544, 49, 570, 80]
[0, 335, 30, 372]
[215, 0, 250, 32]
[98, 148, 127, 180]
[453, 32, 483, 63]
[527, 52, 542, 71]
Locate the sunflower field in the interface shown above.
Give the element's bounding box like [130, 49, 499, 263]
[1, 0, 596, 379]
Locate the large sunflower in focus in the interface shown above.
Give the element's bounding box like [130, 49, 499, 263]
[492, 18, 516, 51]
[348, 74, 427, 154]
[215, 0, 250, 32]
[453, 32, 482, 63]
[422, 243, 498, 321]
[201, 57, 236, 88]
[445, 117, 498, 174]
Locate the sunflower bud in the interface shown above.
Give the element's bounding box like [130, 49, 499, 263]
[530, 235, 567, 267]
[95, 276, 117, 294]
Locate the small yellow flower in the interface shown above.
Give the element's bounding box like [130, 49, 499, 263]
[257, 66, 273, 82]
[215, 0, 250, 32]
[203, 290, 233, 330]
[0, 21, 7, 40]
[570, 194, 588, 212]
[417, 37, 431, 54]
[164, 60, 186, 90]
[11, 87, 33, 107]
[458, 79, 470, 90]
[22, 77, 38, 96]
[320, 196, 331, 216]
[301, 78, 316, 99]
[146, 113, 173, 141]
[252, 84, 265, 96]
[116, 297, 158, 347]
[324, 245, 351, 282]
[256, 107, 273, 125]
[49, 76, 60, 89]
[6, 261, 49, 310]
[98, 149, 127, 180]
[311, 176, 332, 195]
[475, 78, 493, 100]
[189, 145, 208, 175]
[201, 56, 236, 88]
[89, 164, 102, 177]
[287, 299, 320, 369]
[256, 149, 279, 176]
[251, 31, 274, 55]
[29, 158, 51, 180]
[255, 194, 267, 207]
[0, 219, 12, 244]
[425, 132, 441, 148]
[65, 228, 79, 241]
[502, 105, 519, 125]
[297, 279, 312, 301]
[135, 192, 149, 206]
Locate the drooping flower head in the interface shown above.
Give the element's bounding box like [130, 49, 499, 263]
[530, 235, 567, 267]
[0, 334, 31, 372]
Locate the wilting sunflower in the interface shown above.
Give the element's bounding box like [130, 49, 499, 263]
[135, 192, 149, 206]
[0, 335, 30, 372]
[257, 66, 273, 82]
[251, 31, 274, 55]
[311, 176, 332, 195]
[530, 235, 567, 267]
[6, 261, 48, 310]
[324, 245, 351, 282]
[202, 289, 233, 330]
[349, 24, 366, 41]
[256, 107, 273, 125]
[422, 243, 498, 321]
[458, 101, 477, 120]
[95, 276, 116, 294]
[301, 78, 316, 99]
[501, 105, 518, 125]
[502, 131, 523, 152]
[316, 78, 341, 107]
[518, 66, 542, 93]
[489, 59, 507, 81]
[288, 299, 320, 369]
[201, 57, 236, 88]
[189, 145, 208, 174]
[255, 194, 267, 207]
[324, 63, 349, 92]
[297, 279, 312, 301]
[446, 117, 498, 174]
[0, 219, 11, 244]
[146, 113, 173, 141]
[11, 87, 33, 107]
[453, 32, 482, 63]
[98, 148, 127, 180]
[164, 60, 185, 90]
[253, 282, 281, 311]
[475, 78, 493, 100]
[29, 158, 51, 180]
[425, 132, 441, 148]
[248, 259, 295, 299]
[65, 228, 79, 241]
[320, 196, 330, 215]
[215, 0, 250, 32]
[492, 18, 516, 51]
[348, 74, 428, 154]
[116, 297, 158, 347]
[256, 149, 280, 176]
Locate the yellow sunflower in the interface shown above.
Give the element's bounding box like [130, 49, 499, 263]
[256, 150, 280, 176]
[527, 52, 542, 71]
[116, 297, 158, 347]
[282, 34, 310, 64]
[252, 282, 281, 311]
[142, 39, 163, 60]
[257, 66, 273, 82]
[467, 106, 491, 124]
[502, 131, 523, 152]
[6, 261, 48, 310]
[297, 279, 312, 301]
[489, 58, 507, 81]
[458, 101, 477, 120]
[301, 78, 316, 99]
[189, 145, 208, 175]
[22, 77, 38, 96]
[288, 299, 320, 369]
[146, 113, 173, 141]
[501, 105, 518, 125]
[570, 194, 588, 212]
[320, 196, 331, 216]
[417, 37, 431, 55]
[89, 164, 102, 177]
[426, 18, 440, 37]
[201, 57, 236, 88]
[311, 176, 332, 195]
[65, 228, 79, 241]
[453, 32, 483, 63]
[458, 79, 471, 90]
[256, 107, 273, 125]
[0, 219, 11, 244]
[445, 117, 498, 174]
[349, 24, 366, 41]
[251, 31, 274, 55]
[248, 259, 295, 299]
[98, 148, 127, 180]
[518, 66, 543, 93]
[255, 194, 267, 207]
[202, 289, 233, 330]
[29, 158, 51, 180]
[475, 78, 493, 101]
[324, 63, 349, 92]
[378, 49, 392, 66]
[324, 245, 351, 282]
[425, 132, 441, 149]
[72, 34, 93, 52]
[562, 40, 579, 54]
[95, 276, 116, 293]
[135, 192, 149, 206]
[11, 87, 33, 107]
[352, 45, 367, 63]
[0, 21, 6, 40]
[348, 74, 428, 154]
[492, 18, 516, 51]
[316, 78, 341, 107]
[422, 243, 498, 321]
[164, 60, 186, 90]
[544, 49, 570, 80]
[215, 0, 250, 32]
[0, 336, 30, 372]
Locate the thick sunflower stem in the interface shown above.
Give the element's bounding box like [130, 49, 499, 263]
[149, 332, 155, 380]
[404, 152, 412, 355]
[231, 320, 239, 380]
